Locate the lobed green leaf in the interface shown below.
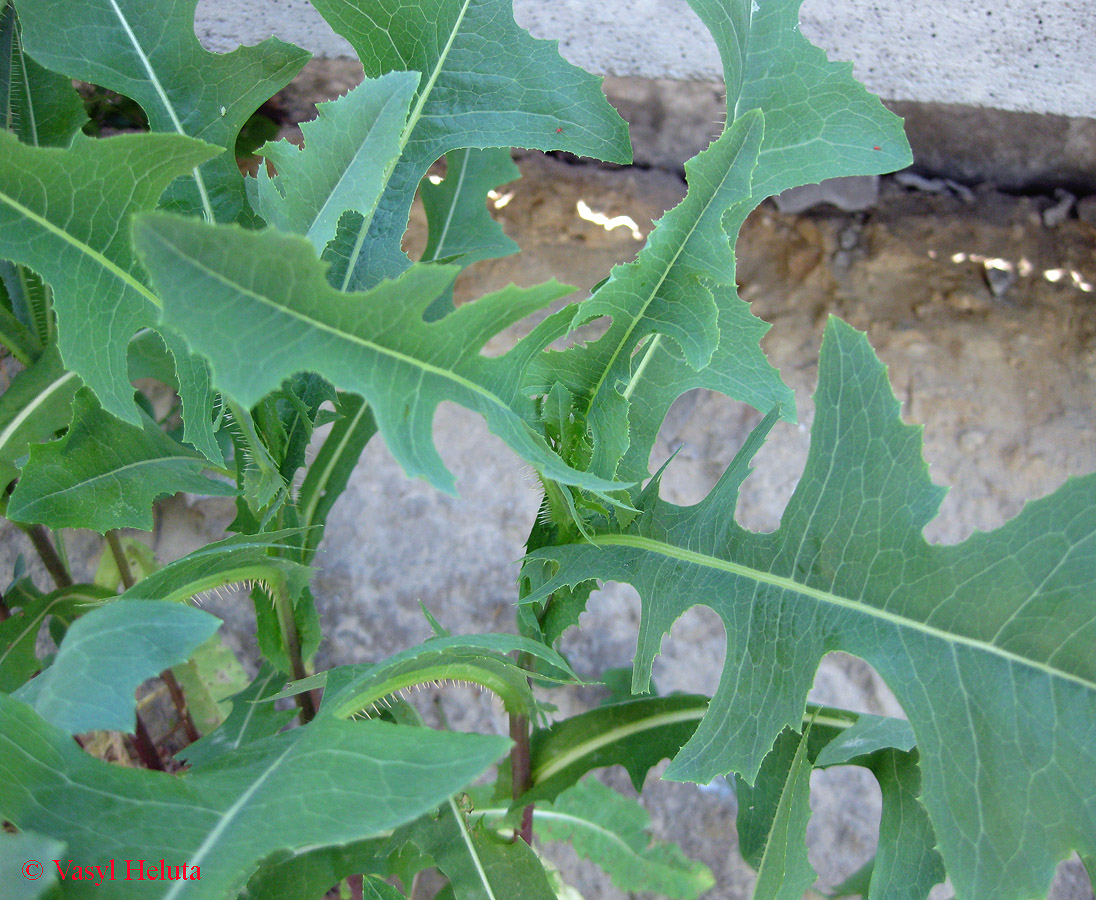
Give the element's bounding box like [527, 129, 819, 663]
[16, 0, 309, 223]
[739, 713, 942, 900]
[748, 726, 816, 900]
[309, 0, 631, 291]
[0, 130, 219, 421]
[389, 797, 557, 900]
[8, 388, 235, 532]
[0, 343, 79, 487]
[0, 2, 86, 148]
[527, 778, 715, 899]
[250, 71, 419, 251]
[135, 211, 623, 496]
[0, 583, 112, 693]
[12, 598, 220, 734]
[421, 147, 521, 272]
[526, 317, 1096, 900]
[178, 662, 298, 768]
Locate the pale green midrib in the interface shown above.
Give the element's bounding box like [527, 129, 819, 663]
[753, 727, 811, 885]
[338, 0, 472, 292]
[299, 400, 369, 545]
[621, 334, 662, 401]
[730, 4, 754, 122]
[150, 230, 511, 413]
[15, 34, 39, 146]
[425, 147, 470, 262]
[106, 0, 214, 223]
[584, 143, 742, 416]
[532, 707, 704, 783]
[0, 370, 76, 457]
[18, 452, 212, 509]
[305, 86, 409, 247]
[450, 795, 498, 900]
[475, 806, 643, 859]
[0, 592, 99, 668]
[229, 668, 280, 751]
[591, 533, 1096, 692]
[0, 189, 160, 308]
[159, 741, 297, 900]
[532, 705, 860, 784]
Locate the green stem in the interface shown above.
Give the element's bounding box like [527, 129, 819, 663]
[20, 523, 72, 588]
[105, 530, 135, 590]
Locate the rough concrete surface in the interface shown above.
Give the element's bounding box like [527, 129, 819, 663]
[598, 80, 1096, 194]
[5, 147, 1094, 897]
[194, 0, 1096, 118]
[264, 61, 1096, 196]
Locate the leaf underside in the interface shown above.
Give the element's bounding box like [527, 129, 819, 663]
[0, 131, 218, 422]
[527, 318, 1096, 900]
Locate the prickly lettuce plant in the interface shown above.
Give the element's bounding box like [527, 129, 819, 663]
[0, 0, 1092, 898]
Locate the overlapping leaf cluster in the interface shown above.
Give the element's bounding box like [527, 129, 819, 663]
[0, 0, 1092, 899]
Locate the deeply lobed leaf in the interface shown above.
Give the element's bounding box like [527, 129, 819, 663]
[529, 110, 791, 478]
[309, 0, 632, 291]
[16, 0, 309, 223]
[249, 71, 419, 251]
[526, 318, 1096, 900]
[135, 211, 622, 496]
[531, 0, 912, 482]
[0, 131, 219, 421]
[8, 387, 234, 532]
[737, 711, 943, 900]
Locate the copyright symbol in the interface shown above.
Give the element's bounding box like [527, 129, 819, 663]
[23, 859, 43, 880]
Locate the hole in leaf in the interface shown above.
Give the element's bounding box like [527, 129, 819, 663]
[647, 389, 803, 527]
[810, 651, 904, 719]
[556, 581, 643, 684]
[808, 764, 882, 890]
[650, 604, 726, 698]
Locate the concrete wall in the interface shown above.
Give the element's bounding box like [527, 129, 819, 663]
[194, 0, 1096, 119]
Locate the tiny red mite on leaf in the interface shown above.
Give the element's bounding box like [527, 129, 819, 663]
[556, 127, 564, 133]
[873, 145, 881, 150]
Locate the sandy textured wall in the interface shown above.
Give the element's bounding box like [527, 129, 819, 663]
[194, 0, 1095, 118]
